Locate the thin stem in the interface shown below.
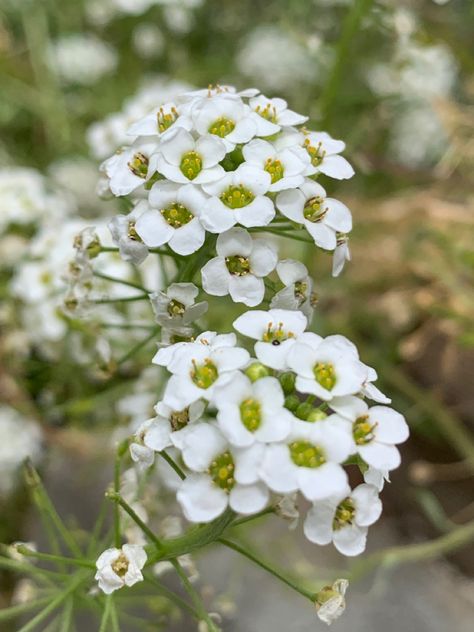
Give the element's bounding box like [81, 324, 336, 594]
[93, 271, 151, 294]
[143, 575, 198, 617]
[24, 460, 83, 558]
[100, 245, 179, 258]
[109, 597, 121, 632]
[250, 227, 314, 244]
[218, 538, 315, 602]
[231, 506, 276, 527]
[92, 294, 149, 305]
[116, 326, 161, 366]
[58, 597, 74, 632]
[0, 596, 53, 622]
[13, 545, 95, 569]
[98, 595, 112, 632]
[106, 492, 163, 550]
[171, 559, 219, 631]
[158, 450, 186, 480]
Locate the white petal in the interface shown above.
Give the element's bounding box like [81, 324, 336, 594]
[255, 339, 296, 371]
[298, 463, 348, 501]
[259, 444, 298, 493]
[351, 484, 382, 527]
[234, 196, 275, 228]
[177, 474, 228, 523]
[276, 189, 305, 222]
[195, 134, 227, 167]
[333, 524, 367, 556]
[217, 405, 255, 447]
[161, 129, 194, 165]
[276, 259, 308, 285]
[229, 483, 269, 515]
[135, 211, 174, 247]
[358, 443, 401, 471]
[319, 155, 354, 180]
[329, 396, 368, 420]
[370, 407, 409, 444]
[143, 418, 172, 451]
[229, 275, 265, 307]
[303, 502, 337, 545]
[201, 258, 230, 296]
[216, 227, 253, 257]
[305, 221, 337, 250]
[324, 199, 353, 233]
[169, 219, 205, 255]
[249, 240, 278, 277]
[200, 197, 236, 233]
[233, 442, 265, 484]
[181, 423, 227, 472]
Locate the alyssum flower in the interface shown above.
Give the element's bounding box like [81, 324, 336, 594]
[95, 544, 147, 594]
[149, 282, 208, 330]
[201, 227, 278, 307]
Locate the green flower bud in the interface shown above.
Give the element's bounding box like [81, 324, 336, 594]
[284, 394, 300, 412]
[295, 402, 314, 420]
[245, 362, 271, 382]
[279, 371, 296, 395]
[307, 409, 328, 422]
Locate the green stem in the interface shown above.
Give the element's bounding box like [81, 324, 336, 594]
[319, 0, 374, 126]
[106, 492, 163, 550]
[98, 595, 113, 632]
[92, 294, 149, 305]
[218, 538, 315, 602]
[116, 326, 161, 366]
[143, 575, 198, 617]
[0, 596, 53, 623]
[24, 460, 83, 558]
[231, 506, 276, 527]
[13, 546, 95, 569]
[93, 272, 151, 294]
[250, 227, 314, 244]
[58, 597, 74, 632]
[109, 597, 121, 632]
[171, 559, 219, 631]
[158, 450, 186, 480]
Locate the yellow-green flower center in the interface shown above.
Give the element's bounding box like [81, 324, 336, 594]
[225, 255, 250, 276]
[208, 117, 236, 138]
[294, 280, 308, 302]
[313, 362, 336, 391]
[169, 407, 190, 431]
[353, 415, 377, 446]
[304, 139, 325, 167]
[128, 152, 149, 178]
[160, 202, 194, 228]
[220, 185, 255, 209]
[111, 552, 129, 577]
[190, 358, 218, 389]
[303, 196, 327, 223]
[179, 151, 202, 180]
[167, 299, 186, 317]
[127, 221, 142, 241]
[289, 441, 326, 468]
[239, 398, 262, 432]
[264, 158, 284, 183]
[209, 451, 235, 491]
[332, 497, 356, 530]
[255, 103, 278, 123]
[157, 106, 179, 133]
[262, 322, 294, 346]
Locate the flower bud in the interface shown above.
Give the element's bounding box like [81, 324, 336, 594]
[284, 394, 300, 412]
[279, 371, 296, 395]
[245, 362, 271, 382]
[295, 402, 313, 420]
[307, 408, 328, 422]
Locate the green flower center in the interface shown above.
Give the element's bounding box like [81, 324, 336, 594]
[157, 106, 179, 133]
[127, 222, 142, 242]
[254, 103, 278, 123]
[209, 451, 235, 491]
[111, 553, 129, 577]
[294, 280, 308, 302]
[289, 441, 326, 468]
[304, 139, 326, 167]
[220, 185, 255, 209]
[353, 415, 377, 446]
[225, 255, 250, 276]
[167, 299, 186, 317]
[208, 116, 236, 137]
[264, 158, 284, 183]
[128, 152, 149, 178]
[313, 362, 336, 391]
[262, 322, 294, 346]
[239, 398, 262, 432]
[180, 151, 202, 180]
[169, 407, 190, 431]
[160, 202, 194, 228]
[303, 196, 327, 223]
[332, 497, 356, 531]
[190, 358, 218, 389]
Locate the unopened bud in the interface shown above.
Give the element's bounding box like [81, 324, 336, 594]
[307, 408, 328, 422]
[295, 402, 313, 420]
[314, 579, 348, 625]
[284, 394, 300, 412]
[279, 371, 296, 395]
[245, 362, 271, 382]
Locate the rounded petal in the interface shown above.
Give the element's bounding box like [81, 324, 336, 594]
[135, 211, 174, 247]
[276, 259, 308, 285]
[358, 443, 401, 471]
[229, 482, 269, 515]
[333, 524, 367, 556]
[200, 197, 236, 233]
[234, 196, 275, 228]
[216, 227, 253, 257]
[161, 129, 194, 165]
[177, 474, 228, 523]
[143, 418, 172, 451]
[255, 338, 296, 371]
[169, 219, 205, 255]
[249, 240, 278, 277]
[201, 257, 230, 296]
[217, 404, 255, 447]
[298, 463, 348, 502]
[276, 189, 305, 222]
[229, 275, 265, 307]
[318, 155, 354, 180]
[305, 221, 337, 250]
[351, 484, 382, 527]
[259, 444, 298, 493]
[303, 502, 337, 545]
[370, 407, 409, 444]
[181, 423, 227, 471]
[233, 442, 265, 484]
[324, 198, 353, 233]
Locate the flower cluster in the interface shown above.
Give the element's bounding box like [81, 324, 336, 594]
[102, 84, 354, 279]
[131, 307, 409, 556]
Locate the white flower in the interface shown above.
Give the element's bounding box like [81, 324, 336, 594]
[102, 140, 158, 196]
[270, 259, 315, 320]
[176, 423, 269, 522]
[275, 493, 299, 530]
[200, 164, 274, 233]
[303, 483, 382, 556]
[332, 234, 351, 277]
[47, 34, 117, 86]
[287, 334, 368, 401]
[154, 332, 250, 408]
[130, 399, 206, 467]
[135, 182, 207, 255]
[127, 101, 192, 142]
[329, 396, 409, 470]
[201, 228, 277, 307]
[149, 283, 207, 329]
[191, 94, 257, 150]
[249, 95, 308, 136]
[212, 371, 293, 447]
[233, 308, 307, 370]
[259, 418, 352, 501]
[363, 467, 390, 491]
[95, 544, 147, 594]
[242, 139, 308, 192]
[314, 579, 349, 625]
[276, 180, 352, 250]
[153, 128, 226, 184]
[108, 201, 149, 264]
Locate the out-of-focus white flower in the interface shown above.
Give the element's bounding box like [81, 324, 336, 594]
[0, 406, 43, 496]
[149, 283, 208, 329]
[201, 228, 277, 307]
[109, 202, 150, 265]
[95, 544, 147, 594]
[304, 484, 382, 556]
[132, 23, 165, 58]
[48, 34, 118, 86]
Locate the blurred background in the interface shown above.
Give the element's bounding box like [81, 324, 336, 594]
[0, 0, 473, 630]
